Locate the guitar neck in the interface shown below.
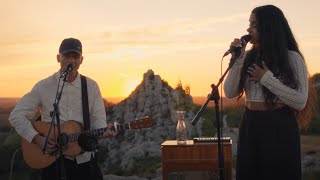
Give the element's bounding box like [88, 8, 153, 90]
[89, 122, 131, 136]
[67, 116, 152, 143]
[67, 123, 130, 143]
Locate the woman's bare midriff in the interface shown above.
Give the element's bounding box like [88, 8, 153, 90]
[245, 101, 287, 111]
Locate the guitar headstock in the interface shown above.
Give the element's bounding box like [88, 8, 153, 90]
[129, 116, 153, 129]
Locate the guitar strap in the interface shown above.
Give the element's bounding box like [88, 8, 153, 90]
[80, 75, 90, 131]
[80, 75, 99, 174]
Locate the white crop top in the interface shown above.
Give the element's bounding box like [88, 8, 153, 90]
[224, 50, 308, 111]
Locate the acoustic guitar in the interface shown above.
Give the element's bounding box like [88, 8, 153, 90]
[21, 116, 153, 169]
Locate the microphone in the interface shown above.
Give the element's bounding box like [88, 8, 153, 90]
[60, 64, 74, 78]
[223, 35, 251, 57]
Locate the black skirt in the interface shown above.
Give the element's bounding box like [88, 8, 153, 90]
[236, 106, 301, 180]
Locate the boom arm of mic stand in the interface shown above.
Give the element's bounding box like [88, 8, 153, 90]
[191, 93, 213, 125]
[191, 52, 240, 126]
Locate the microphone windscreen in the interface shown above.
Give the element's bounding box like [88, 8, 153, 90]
[241, 35, 251, 43]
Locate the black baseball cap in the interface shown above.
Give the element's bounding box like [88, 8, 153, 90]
[59, 38, 82, 55]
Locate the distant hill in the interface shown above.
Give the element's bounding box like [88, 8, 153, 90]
[193, 96, 244, 108]
[0, 98, 19, 107]
[0, 98, 19, 113]
[105, 96, 245, 108]
[0, 97, 125, 106]
[0, 95, 243, 111]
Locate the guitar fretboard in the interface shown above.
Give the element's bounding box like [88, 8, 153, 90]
[67, 123, 130, 142]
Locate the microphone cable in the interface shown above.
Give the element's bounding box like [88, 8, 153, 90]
[9, 147, 22, 180]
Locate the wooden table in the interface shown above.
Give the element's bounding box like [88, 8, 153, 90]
[161, 140, 232, 180]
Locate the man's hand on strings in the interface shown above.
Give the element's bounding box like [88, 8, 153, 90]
[103, 123, 118, 138]
[32, 134, 56, 154]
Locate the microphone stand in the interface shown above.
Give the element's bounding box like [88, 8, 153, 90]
[191, 51, 241, 180]
[42, 73, 70, 180]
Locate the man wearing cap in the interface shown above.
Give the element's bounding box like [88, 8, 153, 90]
[9, 38, 111, 180]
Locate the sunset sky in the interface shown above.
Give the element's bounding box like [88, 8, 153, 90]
[0, 0, 319, 99]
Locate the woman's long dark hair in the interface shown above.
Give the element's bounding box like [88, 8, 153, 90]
[238, 5, 316, 129]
